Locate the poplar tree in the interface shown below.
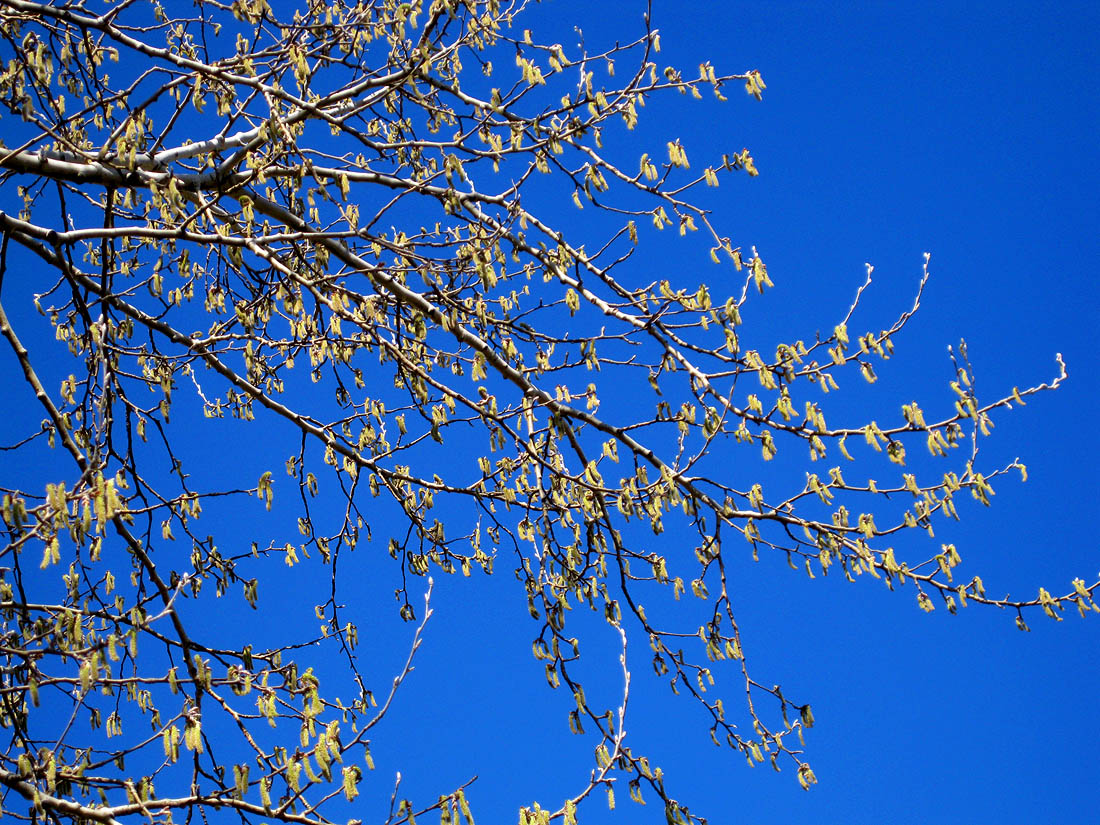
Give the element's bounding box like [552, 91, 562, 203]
[0, 1, 1093, 823]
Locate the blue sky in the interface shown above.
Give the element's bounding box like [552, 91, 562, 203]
[373, 2, 1099, 822]
[0, 1, 1096, 824]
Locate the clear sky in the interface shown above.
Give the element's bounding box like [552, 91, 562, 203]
[0, 1, 1095, 824]
[368, 2, 1099, 822]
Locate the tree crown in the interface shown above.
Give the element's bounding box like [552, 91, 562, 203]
[0, 1, 1093, 823]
